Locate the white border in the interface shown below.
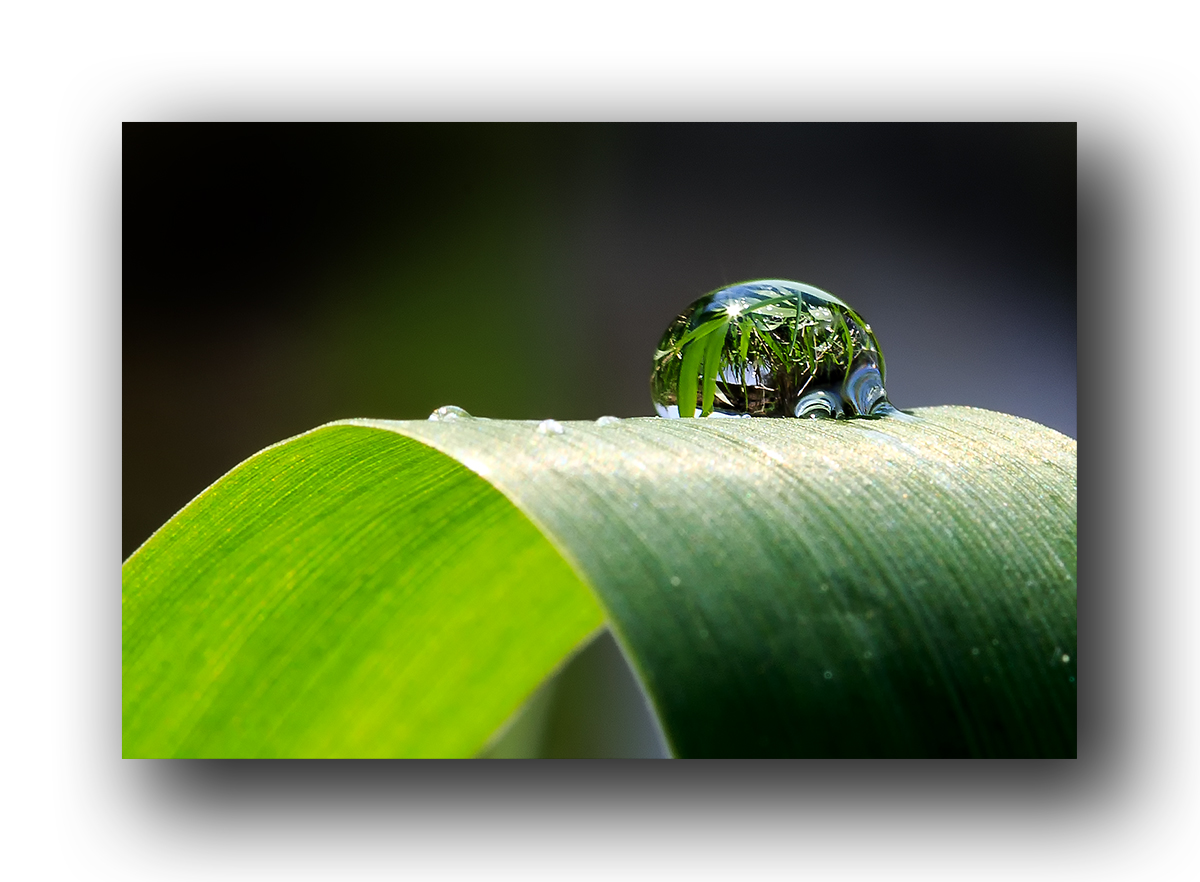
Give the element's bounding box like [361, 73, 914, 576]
[3, 3, 1193, 879]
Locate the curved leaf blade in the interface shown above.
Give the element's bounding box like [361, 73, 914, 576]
[355, 406, 1076, 757]
[122, 428, 605, 757]
[124, 406, 1076, 757]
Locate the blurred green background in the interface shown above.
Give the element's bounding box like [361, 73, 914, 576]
[123, 123, 1075, 756]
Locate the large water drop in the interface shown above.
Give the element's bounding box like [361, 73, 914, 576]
[650, 280, 895, 419]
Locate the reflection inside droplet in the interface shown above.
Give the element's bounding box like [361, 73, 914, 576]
[650, 279, 894, 419]
[795, 388, 844, 419]
[843, 353, 893, 416]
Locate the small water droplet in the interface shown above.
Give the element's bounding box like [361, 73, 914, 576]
[595, 415, 621, 426]
[992, 638, 1000, 646]
[1069, 676, 1075, 682]
[1061, 654, 1070, 663]
[823, 670, 833, 680]
[536, 419, 564, 435]
[863, 651, 873, 660]
[819, 583, 830, 592]
[650, 280, 892, 419]
[428, 405, 471, 421]
[971, 647, 980, 655]
[669, 575, 682, 587]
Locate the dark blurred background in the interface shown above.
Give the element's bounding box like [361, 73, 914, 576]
[123, 123, 1075, 756]
[124, 123, 1075, 560]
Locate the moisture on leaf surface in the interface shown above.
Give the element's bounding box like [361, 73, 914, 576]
[651, 279, 891, 419]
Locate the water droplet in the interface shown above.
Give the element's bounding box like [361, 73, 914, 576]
[536, 418, 564, 435]
[669, 575, 682, 587]
[650, 280, 892, 419]
[823, 670, 833, 680]
[595, 415, 621, 426]
[1069, 676, 1075, 682]
[1061, 654, 1070, 663]
[971, 647, 980, 655]
[428, 405, 471, 421]
[992, 638, 1000, 646]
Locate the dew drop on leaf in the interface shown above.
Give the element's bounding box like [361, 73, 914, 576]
[428, 405, 472, 421]
[595, 415, 622, 426]
[650, 279, 895, 419]
[536, 418, 565, 435]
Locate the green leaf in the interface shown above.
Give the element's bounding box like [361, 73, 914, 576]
[756, 319, 789, 365]
[123, 406, 1077, 757]
[699, 318, 730, 416]
[122, 429, 605, 757]
[674, 313, 730, 350]
[676, 336, 704, 418]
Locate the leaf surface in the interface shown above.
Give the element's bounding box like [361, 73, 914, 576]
[122, 429, 605, 757]
[124, 406, 1077, 757]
